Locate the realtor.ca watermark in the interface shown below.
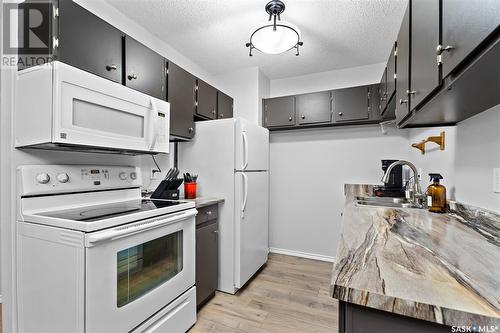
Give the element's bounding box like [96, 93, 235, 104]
[451, 325, 499, 332]
[2, 0, 54, 68]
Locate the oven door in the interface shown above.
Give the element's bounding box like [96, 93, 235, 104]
[53, 61, 169, 154]
[85, 209, 196, 333]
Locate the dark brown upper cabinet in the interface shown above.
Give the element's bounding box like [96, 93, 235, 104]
[441, 0, 500, 78]
[196, 80, 218, 120]
[409, 0, 440, 111]
[124, 36, 166, 100]
[264, 96, 296, 128]
[386, 42, 397, 106]
[333, 86, 370, 122]
[58, 0, 123, 83]
[378, 67, 387, 114]
[296, 92, 332, 125]
[217, 92, 234, 119]
[167, 62, 196, 140]
[395, 2, 411, 124]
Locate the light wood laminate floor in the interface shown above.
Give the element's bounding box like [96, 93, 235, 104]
[189, 253, 338, 333]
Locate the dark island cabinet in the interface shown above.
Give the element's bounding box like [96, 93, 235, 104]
[296, 92, 332, 125]
[196, 80, 218, 120]
[333, 86, 370, 122]
[217, 92, 234, 119]
[395, 2, 411, 124]
[409, 0, 440, 111]
[58, 0, 123, 83]
[124, 36, 166, 100]
[167, 62, 196, 140]
[441, 0, 500, 78]
[264, 96, 296, 128]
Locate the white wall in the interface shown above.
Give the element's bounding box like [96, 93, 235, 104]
[258, 69, 271, 126]
[269, 125, 409, 259]
[270, 62, 386, 97]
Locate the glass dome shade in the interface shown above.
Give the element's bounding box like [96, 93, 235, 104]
[250, 21, 301, 54]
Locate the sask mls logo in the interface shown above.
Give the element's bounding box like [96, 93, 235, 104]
[3, 0, 54, 67]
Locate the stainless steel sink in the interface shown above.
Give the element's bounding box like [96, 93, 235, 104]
[354, 196, 421, 209]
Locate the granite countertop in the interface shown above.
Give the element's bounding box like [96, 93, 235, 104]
[182, 197, 224, 208]
[330, 184, 500, 327]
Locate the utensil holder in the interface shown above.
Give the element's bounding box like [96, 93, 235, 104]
[184, 182, 197, 199]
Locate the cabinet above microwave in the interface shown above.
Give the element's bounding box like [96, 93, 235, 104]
[15, 61, 170, 155]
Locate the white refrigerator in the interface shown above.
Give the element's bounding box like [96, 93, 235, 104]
[180, 118, 269, 294]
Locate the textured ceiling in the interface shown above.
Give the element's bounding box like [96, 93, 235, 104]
[105, 0, 408, 79]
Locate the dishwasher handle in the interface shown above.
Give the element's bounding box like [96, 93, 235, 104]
[86, 209, 197, 246]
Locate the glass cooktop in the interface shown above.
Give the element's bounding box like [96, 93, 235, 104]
[37, 199, 184, 222]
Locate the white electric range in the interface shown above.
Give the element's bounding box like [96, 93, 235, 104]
[16, 165, 197, 333]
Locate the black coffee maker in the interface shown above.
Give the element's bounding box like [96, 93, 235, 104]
[374, 159, 405, 197]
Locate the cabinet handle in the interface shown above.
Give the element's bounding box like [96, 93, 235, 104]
[206, 211, 212, 216]
[406, 90, 417, 95]
[212, 110, 216, 115]
[436, 44, 454, 55]
[399, 99, 408, 105]
[213, 230, 219, 234]
[188, 127, 194, 133]
[301, 115, 305, 119]
[219, 114, 224, 119]
[106, 64, 117, 71]
[128, 73, 138, 80]
[338, 112, 343, 116]
[288, 116, 293, 121]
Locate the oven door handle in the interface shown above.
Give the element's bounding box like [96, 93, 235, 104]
[85, 209, 196, 246]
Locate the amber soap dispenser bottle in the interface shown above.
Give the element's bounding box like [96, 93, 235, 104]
[426, 173, 447, 213]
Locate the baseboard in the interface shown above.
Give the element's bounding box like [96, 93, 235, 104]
[269, 247, 335, 263]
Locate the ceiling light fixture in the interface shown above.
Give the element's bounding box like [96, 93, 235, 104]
[245, 0, 303, 56]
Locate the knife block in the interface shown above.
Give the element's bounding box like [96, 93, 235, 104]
[150, 180, 180, 200]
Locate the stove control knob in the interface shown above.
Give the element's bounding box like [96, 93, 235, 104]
[130, 172, 137, 180]
[36, 173, 50, 184]
[57, 173, 70, 183]
[118, 172, 128, 180]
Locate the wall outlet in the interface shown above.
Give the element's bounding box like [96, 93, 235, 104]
[151, 168, 159, 180]
[494, 168, 500, 194]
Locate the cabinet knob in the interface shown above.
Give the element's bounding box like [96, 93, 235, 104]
[399, 99, 408, 105]
[288, 116, 293, 121]
[436, 44, 454, 55]
[188, 127, 194, 133]
[406, 90, 417, 95]
[219, 114, 224, 119]
[301, 115, 305, 119]
[212, 110, 216, 115]
[213, 230, 219, 234]
[106, 64, 117, 71]
[338, 112, 343, 116]
[128, 73, 138, 80]
[206, 211, 212, 216]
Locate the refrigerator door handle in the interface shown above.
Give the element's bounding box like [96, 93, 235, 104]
[241, 173, 248, 219]
[242, 131, 249, 170]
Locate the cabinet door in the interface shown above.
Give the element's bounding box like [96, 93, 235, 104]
[410, 0, 440, 110]
[263, 96, 295, 128]
[395, 3, 411, 124]
[333, 86, 369, 122]
[217, 92, 233, 119]
[442, 0, 500, 78]
[58, 0, 122, 83]
[296, 92, 332, 124]
[124, 36, 166, 100]
[167, 62, 196, 139]
[378, 68, 387, 113]
[196, 80, 218, 119]
[370, 84, 381, 121]
[196, 221, 219, 307]
[386, 43, 397, 103]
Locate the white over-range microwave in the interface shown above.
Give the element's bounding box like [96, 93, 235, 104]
[15, 61, 170, 154]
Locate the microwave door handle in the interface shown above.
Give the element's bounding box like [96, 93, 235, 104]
[241, 173, 248, 219]
[149, 98, 159, 151]
[86, 210, 197, 246]
[242, 131, 249, 170]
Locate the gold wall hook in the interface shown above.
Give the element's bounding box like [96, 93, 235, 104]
[411, 131, 445, 155]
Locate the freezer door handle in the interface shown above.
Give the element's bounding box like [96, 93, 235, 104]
[242, 131, 249, 170]
[241, 173, 248, 219]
